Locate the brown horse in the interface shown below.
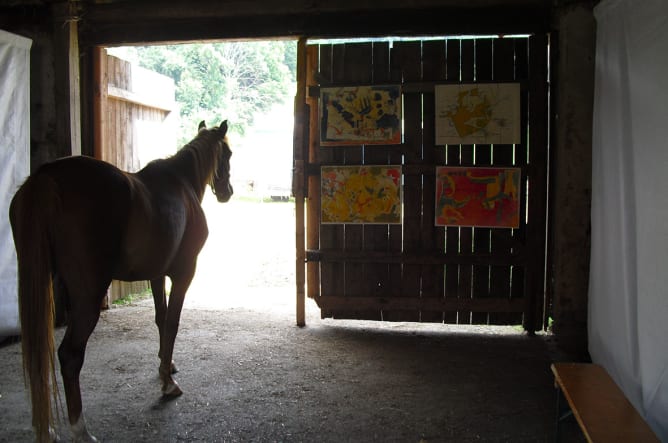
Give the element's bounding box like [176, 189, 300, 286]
[9, 120, 233, 442]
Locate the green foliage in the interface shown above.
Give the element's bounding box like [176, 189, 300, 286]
[111, 288, 153, 306]
[130, 41, 296, 143]
[234, 195, 295, 204]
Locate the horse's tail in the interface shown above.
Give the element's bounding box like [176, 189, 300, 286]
[9, 173, 60, 443]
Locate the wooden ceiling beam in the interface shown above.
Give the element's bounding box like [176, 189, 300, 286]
[80, 3, 551, 46]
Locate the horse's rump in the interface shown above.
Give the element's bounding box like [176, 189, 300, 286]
[37, 158, 134, 285]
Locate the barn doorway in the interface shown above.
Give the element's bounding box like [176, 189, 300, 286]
[97, 41, 299, 312]
[96, 34, 552, 331]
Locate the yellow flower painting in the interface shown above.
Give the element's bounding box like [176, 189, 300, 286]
[321, 165, 402, 224]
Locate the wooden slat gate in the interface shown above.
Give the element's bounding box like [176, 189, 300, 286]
[296, 35, 549, 331]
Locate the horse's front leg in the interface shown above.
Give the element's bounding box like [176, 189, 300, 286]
[158, 275, 191, 397]
[151, 277, 177, 374]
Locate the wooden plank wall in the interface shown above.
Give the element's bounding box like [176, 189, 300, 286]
[103, 55, 169, 172]
[305, 36, 549, 330]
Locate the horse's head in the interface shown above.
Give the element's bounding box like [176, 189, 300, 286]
[200, 120, 234, 203]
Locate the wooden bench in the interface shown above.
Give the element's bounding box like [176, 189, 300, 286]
[551, 363, 660, 442]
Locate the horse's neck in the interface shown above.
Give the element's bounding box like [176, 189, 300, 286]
[169, 144, 216, 201]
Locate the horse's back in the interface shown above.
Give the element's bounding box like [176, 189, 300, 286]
[12, 155, 209, 284]
[23, 156, 131, 224]
[36, 155, 129, 197]
[12, 155, 128, 223]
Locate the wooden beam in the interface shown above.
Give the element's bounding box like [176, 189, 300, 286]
[315, 295, 525, 313]
[306, 250, 527, 266]
[107, 85, 174, 112]
[52, 1, 81, 157]
[79, 3, 551, 46]
[68, 11, 81, 156]
[92, 46, 107, 161]
[82, 0, 551, 23]
[305, 43, 320, 301]
[293, 37, 307, 327]
[524, 33, 549, 332]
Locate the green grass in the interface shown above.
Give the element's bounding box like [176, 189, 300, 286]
[233, 194, 294, 204]
[112, 288, 153, 306]
[512, 316, 554, 332]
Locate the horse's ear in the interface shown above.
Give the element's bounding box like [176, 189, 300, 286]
[219, 120, 228, 136]
[198, 121, 206, 131]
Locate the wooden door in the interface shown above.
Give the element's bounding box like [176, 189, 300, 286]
[295, 35, 549, 331]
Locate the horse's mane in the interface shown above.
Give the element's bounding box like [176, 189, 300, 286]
[153, 128, 227, 200]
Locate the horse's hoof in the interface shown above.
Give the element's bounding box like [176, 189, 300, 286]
[49, 426, 61, 442]
[73, 434, 99, 443]
[162, 381, 183, 397]
[70, 416, 99, 443]
[159, 361, 178, 376]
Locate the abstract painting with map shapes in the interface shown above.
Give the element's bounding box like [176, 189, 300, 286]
[435, 83, 521, 145]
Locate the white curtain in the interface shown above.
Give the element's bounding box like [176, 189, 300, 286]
[590, 1, 668, 439]
[0, 30, 31, 338]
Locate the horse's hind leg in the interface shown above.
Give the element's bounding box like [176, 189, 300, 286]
[57, 291, 105, 443]
[151, 277, 177, 374]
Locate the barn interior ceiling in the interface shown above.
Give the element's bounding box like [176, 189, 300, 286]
[1, 0, 562, 46]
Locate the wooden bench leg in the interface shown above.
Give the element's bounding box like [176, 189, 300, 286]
[554, 386, 573, 443]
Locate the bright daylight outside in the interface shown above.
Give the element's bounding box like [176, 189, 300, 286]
[108, 41, 298, 312]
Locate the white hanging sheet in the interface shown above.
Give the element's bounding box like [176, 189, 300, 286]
[0, 29, 31, 338]
[590, 1, 668, 439]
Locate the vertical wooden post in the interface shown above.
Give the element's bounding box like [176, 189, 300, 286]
[92, 46, 107, 161]
[305, 45, 320, 302]
[294, 37, 308, 327]
[93, 45, 110, 308]
[52, 1, 82, 157]
[525, 33, 549, 333]
[67, 9, 81, 156]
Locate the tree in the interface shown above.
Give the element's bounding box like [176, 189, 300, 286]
[126, 41, 296, 143]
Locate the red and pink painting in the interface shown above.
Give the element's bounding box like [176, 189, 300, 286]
[435, 166, 521, 228]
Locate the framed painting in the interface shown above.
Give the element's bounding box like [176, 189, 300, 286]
[435, 83, 521, 145]
[321, 165, 402, 224]
[320, 85, 402, 145]
[435, 166, 521, 228]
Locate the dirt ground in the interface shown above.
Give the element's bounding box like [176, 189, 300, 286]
[0, 199, 583, 442]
